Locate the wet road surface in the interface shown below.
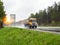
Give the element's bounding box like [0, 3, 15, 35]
[11, 24, 60, 34]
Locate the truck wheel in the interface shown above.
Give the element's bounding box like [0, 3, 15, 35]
[29, 26, 31, 29]
[32, 26, 34, 29]
[35, 26, 37, 28]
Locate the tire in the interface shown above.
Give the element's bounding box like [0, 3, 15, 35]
[35, 26, 37, 28]
[29, 26, 31, 29]
[32, 26, 34, 29]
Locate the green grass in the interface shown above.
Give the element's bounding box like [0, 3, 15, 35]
[0, 27, 60, 45]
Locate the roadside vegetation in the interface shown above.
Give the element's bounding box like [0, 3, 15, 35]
[29, 2, 60, 26]
[0, 0, 6, 28]
[0, 27, 60, 45]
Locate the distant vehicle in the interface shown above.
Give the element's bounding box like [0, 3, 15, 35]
[24, 18, 38, 29]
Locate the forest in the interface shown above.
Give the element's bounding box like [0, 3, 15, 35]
[29, 2, 60, 26]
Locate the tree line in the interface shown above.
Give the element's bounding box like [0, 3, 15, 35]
[29, 2, 60, 26]
[0, 0, 5, 28]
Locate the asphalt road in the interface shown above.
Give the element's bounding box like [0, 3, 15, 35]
[11, 25, 60, 34]
[37, 27, 60, 34]
[38, 27, 60, 31]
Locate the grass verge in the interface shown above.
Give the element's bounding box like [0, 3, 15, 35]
[0, 27, 60, 45]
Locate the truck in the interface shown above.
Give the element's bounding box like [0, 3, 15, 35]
[24, 18, 38, 29]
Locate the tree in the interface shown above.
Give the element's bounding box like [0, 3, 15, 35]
[57, 2, 60, 22]
[29, 13, 35, 18]
[41, 9, 47, 24]
[29, 2, 60, 26]
[0, 0, 5, 28]
[52, 2, 58, 23]
[35, 12, 40, 25]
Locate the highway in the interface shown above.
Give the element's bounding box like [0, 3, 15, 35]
[11, 24, 60, 34]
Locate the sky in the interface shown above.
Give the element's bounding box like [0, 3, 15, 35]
[2, 0, 60, 21]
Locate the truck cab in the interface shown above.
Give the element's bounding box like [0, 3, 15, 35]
[24, 18, 38, 29]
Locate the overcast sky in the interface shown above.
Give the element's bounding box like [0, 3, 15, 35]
[3, 0, 60, 21]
